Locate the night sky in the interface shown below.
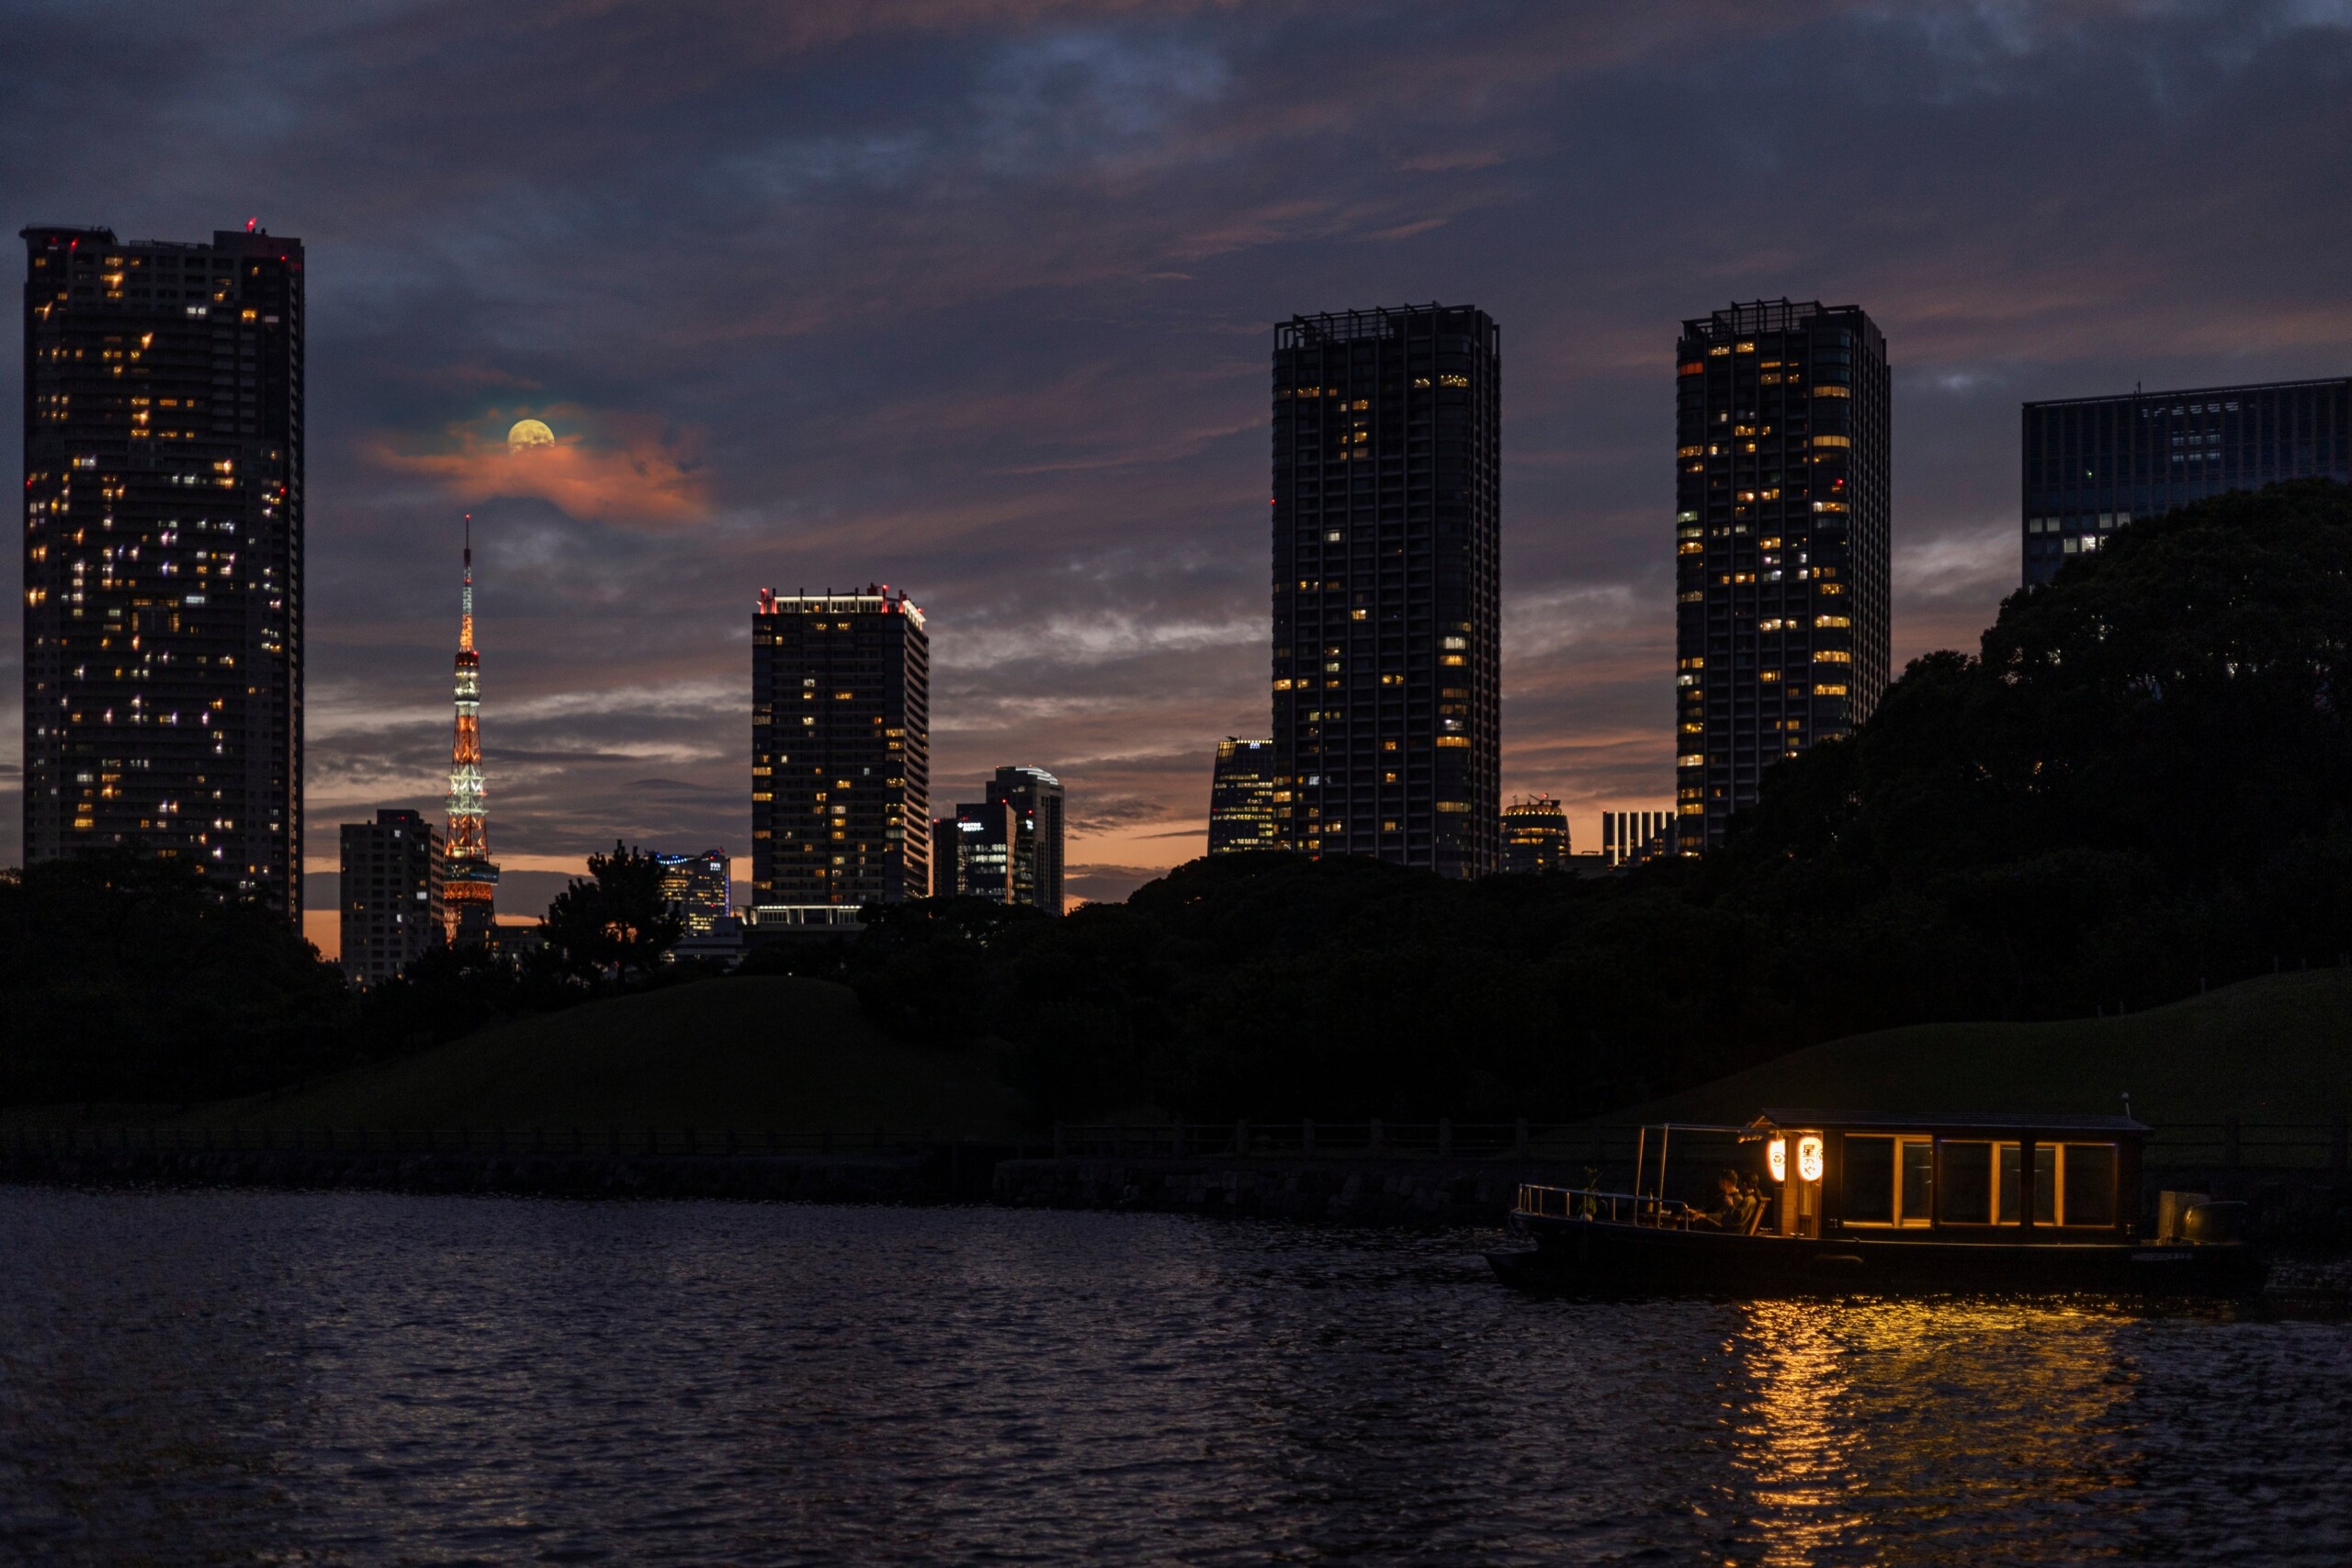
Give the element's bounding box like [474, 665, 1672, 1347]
[5, 2, 2349, 953]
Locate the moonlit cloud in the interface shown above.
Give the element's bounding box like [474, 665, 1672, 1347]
[377, 411, 709, 525]
[3, 0, 2350, 948]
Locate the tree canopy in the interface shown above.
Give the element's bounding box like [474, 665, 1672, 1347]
[830, 480, 2352, 1120]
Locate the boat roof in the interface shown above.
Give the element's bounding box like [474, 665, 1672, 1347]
[1756, 1108, 2148, 1134]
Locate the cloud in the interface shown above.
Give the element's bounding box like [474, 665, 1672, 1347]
[374, 410, 708, 525]
[7, 0, 2351, 901]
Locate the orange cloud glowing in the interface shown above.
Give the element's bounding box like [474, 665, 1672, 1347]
[379, 409, 708, 525]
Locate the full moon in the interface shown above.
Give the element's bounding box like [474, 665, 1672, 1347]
[506, 418, 555, 451]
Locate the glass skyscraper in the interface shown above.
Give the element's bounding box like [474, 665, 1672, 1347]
[1675, 299, 1890, 851]
[2021, 378, 2349, 585]
[1206, 738, 1281, 854]
[1271, 303, 1500, 878]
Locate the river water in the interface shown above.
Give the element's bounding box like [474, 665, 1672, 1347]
[1, 1190, 2346, 1565]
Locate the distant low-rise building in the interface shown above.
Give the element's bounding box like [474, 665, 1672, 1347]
[1208, 738, 1282, 854]
[1500, 795, 1568, 874]
[339, 809, 444, 985]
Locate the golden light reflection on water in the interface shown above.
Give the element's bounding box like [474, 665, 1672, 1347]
[1723, 1298, 2143, 1566]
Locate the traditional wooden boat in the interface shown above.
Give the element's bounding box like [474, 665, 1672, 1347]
[1487, 1109, 2265, 1296]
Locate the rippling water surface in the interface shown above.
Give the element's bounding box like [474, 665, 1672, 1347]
[2, 1190, 2347, 1564]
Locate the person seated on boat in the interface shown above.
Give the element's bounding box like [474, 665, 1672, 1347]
[1735, 1173, 1767, 1235]
[1694, 1168, 1744, 1230]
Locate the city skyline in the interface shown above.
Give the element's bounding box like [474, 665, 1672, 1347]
[5, 5, 2351, 955]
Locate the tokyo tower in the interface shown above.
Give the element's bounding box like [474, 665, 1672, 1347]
[445, 516, 500, 944]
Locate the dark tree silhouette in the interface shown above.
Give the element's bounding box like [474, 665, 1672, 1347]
[540, 841, 686, 985]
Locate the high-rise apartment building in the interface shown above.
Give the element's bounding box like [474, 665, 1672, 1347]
[20, 224, 305, 915]
[1271, 304, 1501, 878]
[933, 767, 1064, 911]
[751, 586, 930, 917]
[2021, 377, 2349, 585]
[1675, 300, 1890, 851]
[339, 809, 443, 985]
[1499, 795, 1567, 875]
[1206, 737, 1281, 854]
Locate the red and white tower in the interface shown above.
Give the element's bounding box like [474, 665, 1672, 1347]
[445, 517, 500, 944]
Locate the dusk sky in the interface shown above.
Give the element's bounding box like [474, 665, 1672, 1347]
[6, 1, 2350, 954]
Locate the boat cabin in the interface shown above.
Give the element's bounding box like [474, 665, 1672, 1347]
[1747, 1109, 2147, 1243]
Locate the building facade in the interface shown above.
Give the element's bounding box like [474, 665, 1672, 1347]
[1601, 809, 1677, 868]
[1206, 737, 1282, 854]
[934, 767, 1064, 911]
[751, 586, 930, 916]
[933, 800, 1007, 900]
[339, 808, 443, 985]
[443, 524, 498, 944]
[1499, 795, 1567, 875]
[1675, 299, 1891, 851]
[1271, 304, 1501, 878]
[655, 848, 741, 962]
[655, 849, 730, 934]
[2021, 378, 2350, 585]
[20, 223, 305, 915]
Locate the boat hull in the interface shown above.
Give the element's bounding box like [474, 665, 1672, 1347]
[1491, 1213, 2267, 1297]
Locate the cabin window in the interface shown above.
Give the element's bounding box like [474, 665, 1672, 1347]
[1937, 1141, 2023, 1224]
[1841, 1135, 1935, 1226]
[1844, 1136, 1893, 1222]
[2034, 1143, 2119, 1226]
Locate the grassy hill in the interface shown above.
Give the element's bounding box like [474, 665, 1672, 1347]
[202, 976, 1030, 1135]
[1620, 967, 2352, 1128]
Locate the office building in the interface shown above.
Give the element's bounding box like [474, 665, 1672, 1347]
[443, 524, 499, 944]
[1206, 738, 1282, 854]
[656, 849, 730, 936]
[655, 848, 741, 962]
[1271, 303, 1501, 877]
[339, 809, 443, 985]
[1676, 299, 1891, 850]
[935, 767, 1064, 911]
[1500, 795, 1568, 875]
[993, 766, 1063, 913]
[751, 585, 930, 920]
[2021, 377, 2350, 585]
[1601, 810, 1677, 868]
[20, 223, 305, 915]
[936, 796, 1012, 901]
